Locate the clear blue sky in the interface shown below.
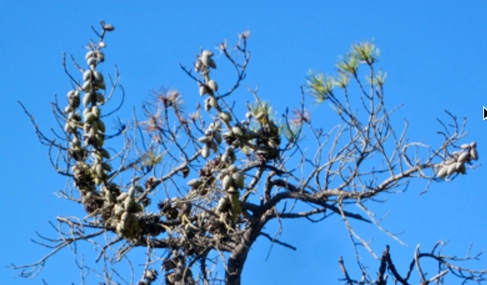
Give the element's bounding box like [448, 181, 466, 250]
[1, 1, 486, 284]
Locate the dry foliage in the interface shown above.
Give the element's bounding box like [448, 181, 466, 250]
[14, 21, 485, 285]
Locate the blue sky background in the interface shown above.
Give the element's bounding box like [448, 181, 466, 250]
[1, 1, 486, 284]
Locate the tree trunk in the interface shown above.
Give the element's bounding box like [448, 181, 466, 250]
[226, 251, 247, 285]
[225, 220, 264, 285]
